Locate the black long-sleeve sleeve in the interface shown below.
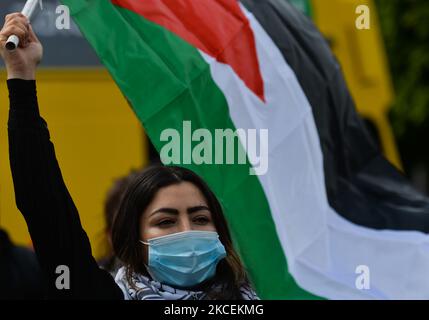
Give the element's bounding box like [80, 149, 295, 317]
[7, 79, 124, 300]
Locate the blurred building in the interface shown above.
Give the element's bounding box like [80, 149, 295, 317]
[288, 0, 401, 169]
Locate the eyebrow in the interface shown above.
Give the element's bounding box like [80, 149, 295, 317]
[149, 205, 210, 217]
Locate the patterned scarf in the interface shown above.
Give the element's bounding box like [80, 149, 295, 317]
[115, 267, 259, 300]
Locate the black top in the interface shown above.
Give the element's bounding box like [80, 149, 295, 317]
[7, 79, 123, 300]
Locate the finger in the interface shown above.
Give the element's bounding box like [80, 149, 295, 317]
[1, 25, 28, 39]
[5, 13, 27, 23]
[0, 32, 7, 44]
[0, 25, 28, 47]
[1, 14, 29, 49]
[2, 15, 29, 38]
[2, 16, 29, 34]
[5, 16, 30, 30]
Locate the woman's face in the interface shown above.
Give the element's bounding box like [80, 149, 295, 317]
[139, 182, 217, 262]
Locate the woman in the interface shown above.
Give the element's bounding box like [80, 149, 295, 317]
[113, 165, 257, 300]
[0, 13, 258, 300]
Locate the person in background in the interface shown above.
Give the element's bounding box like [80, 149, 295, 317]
[98, 170, 139, 277]
[0, 228, 43, 299]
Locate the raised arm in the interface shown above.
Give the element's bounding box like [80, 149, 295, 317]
[1, 13, 123, 299]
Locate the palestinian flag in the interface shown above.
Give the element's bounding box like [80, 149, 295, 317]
[61, 0, 429, 299]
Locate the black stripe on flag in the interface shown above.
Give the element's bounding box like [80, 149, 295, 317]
[241, 0, 429, 232]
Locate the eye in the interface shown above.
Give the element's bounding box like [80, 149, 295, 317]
[157, 219, 175, 227]
[193, 216, 210, 225]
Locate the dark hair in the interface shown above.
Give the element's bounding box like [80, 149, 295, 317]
[111, 165, 249, 299]
[99, 170, 140, 273]
[104, 170, 140, 233]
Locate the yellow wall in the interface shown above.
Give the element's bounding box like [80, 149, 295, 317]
[0, 69, 146, 258]
[312, 0, 402, 169]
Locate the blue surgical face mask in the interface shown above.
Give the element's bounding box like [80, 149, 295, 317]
[140, 230, 227, 288]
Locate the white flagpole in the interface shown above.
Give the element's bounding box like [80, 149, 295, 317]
[5, 0, 43, 51]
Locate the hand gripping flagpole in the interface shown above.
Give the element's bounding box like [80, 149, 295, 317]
[5, 0, 43, 51]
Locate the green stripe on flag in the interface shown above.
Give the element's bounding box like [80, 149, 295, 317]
[62, 0, 321, 299]
[287, 0, 313, 17]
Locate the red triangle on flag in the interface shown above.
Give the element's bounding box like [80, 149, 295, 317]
[111, 0, 266, 102]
